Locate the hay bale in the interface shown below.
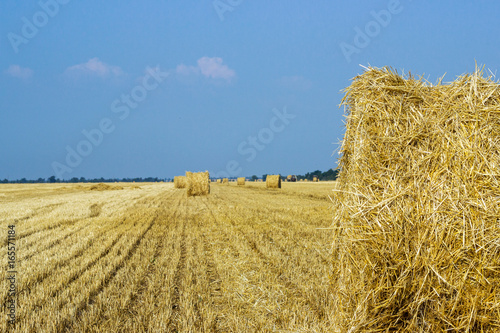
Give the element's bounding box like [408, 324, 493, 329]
[174, 176, 187, 189]
[312, 176, 318, 182]
[266, 175, 281, 188]
[186, 171, 210, 197]
[222, 178, 229, 185]
[216, 179, 222, 183]
[89, 183, 123, 191]
[331, 66, 500, 332]
[237, 177, 245, 186]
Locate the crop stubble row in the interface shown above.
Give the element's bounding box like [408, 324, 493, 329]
[1, 182, 335, 332]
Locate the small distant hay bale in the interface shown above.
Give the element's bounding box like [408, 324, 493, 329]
[222, 178, 229, 185]
[312, 176, 318, 182]
[174, 176, 187, 189]
[186, 171, 210, 197]
[304, 179, 308, 182]
[237, 177, 245, 186]
[266, 175, 281, 188]
[216, 179, 222, 183]
[89, 203, 102, 217]
[89, 183, 123, 191]
[331, 66, 500, 331]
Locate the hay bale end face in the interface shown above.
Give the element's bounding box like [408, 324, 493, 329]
[266, 175, 281, 188]
[237, 177, 245, 186]
[186, 171, 210, 197]
[222, 178, 229, 185]
[331, 66, 500, 331]
[174, 176, 187, 189]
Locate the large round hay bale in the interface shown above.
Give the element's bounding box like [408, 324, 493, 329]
[186, 171, 210, 197]
[331, 66, 500, 331]
[216, 179, 222, 183]
[312, 176, 318, 182]
[237, 177, 245, 186]
[222, 178, 229, 185]
[174, 176, 187, 188]
[266, 175, 281, 188]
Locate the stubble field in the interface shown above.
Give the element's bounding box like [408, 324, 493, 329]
[0, 181, 336, 332]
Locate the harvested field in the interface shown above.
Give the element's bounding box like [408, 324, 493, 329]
[0, 181, 335, 332]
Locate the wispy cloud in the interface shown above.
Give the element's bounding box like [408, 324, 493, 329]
[175, 63, 200, 76]
[279, 75, 312, 91]
[64, 57, 124, 79]
[176, 57, 235, 82]
[5, 65, 33, 79]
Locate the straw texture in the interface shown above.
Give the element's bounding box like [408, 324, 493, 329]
[186, 171, 210, 197]
[331, 66, 500, 332]
[174, 176, 187, 189]
[266, 175, 281, 188]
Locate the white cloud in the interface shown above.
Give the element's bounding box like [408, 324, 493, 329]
[64, 57, 124, 78]
[279, 75, 312, 90]
[176, 57, 235, 82]
[197, 57, 235, 80]
[5, 65, 33, 79]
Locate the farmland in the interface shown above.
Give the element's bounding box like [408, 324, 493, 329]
[1, 181, 336, 332]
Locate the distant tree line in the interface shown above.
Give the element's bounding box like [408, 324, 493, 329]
[0, 176, 167, 184]
[258, 168, 339, 182]
[1, 169, 340, 184]
[297, 168, 339, 181]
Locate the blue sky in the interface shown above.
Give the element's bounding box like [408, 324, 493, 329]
[1, 0, 499, 180]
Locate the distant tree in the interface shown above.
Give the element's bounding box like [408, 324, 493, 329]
[79, 177, 86, 183]
[36, 178, 45, 183]
[19, 178, 27, 183]
[69, 177, 79, 183]
[48, 176, 56, 183]
[251, 175, 258, 181]
[262, 174, 268, 181]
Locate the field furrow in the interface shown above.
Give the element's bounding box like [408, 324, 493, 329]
[0, 182, 337, 332]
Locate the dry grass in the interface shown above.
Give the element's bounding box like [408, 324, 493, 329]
[331, 66, 500, 332]
[266, 175, 281, 189]
[0, 182, 335, 332]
